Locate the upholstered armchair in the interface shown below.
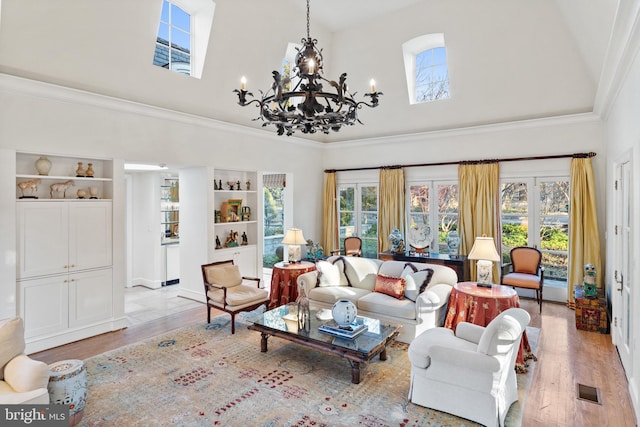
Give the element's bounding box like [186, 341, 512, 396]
[0, 317, 50, 404]
[201, 260, 269, 334]
[331, 236, 362, 257]
[501, 246, 544, 312]
[407, 308, 530, 427]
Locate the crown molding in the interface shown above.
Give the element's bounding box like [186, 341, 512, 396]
[0, 73, 322, 149]
[322, 112, 602, 150]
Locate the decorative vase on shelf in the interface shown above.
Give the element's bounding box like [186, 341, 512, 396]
[85, 163, 94, 178]
[446, 231, 460, 255]
[76, 162, 86, 177]
[332, 299, 357, 327]
[35, 156, 52, 176]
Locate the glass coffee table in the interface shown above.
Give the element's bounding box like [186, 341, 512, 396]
[248, 305, 400, 384]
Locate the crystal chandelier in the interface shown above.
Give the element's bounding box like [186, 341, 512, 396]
[234, 0, 382, 136]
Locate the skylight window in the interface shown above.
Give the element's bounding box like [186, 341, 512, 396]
[154, 1, 192, 75]
[402, 34, 451, 104]
[152, 0, 215, 79]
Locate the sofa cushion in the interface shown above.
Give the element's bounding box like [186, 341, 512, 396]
[358, 292, 417, 320]
[342, 257, 382, 291]
[308, 286, 371, 306]
[316, 260, 349, 287]
[374, 274, 406, 300]
[0, 317, 26, 381]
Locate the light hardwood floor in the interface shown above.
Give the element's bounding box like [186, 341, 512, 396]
[31, 299, 636, 427]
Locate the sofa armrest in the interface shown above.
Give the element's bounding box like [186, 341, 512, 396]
[297, 271, 319, 297]
[455, 322, 485, 344]
[4, 354, 50, 393]
[416, 283, 452, 313]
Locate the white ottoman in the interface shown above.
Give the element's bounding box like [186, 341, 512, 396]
[48, 359, 87, 426]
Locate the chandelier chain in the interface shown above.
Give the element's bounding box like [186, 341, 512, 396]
[306, 0, 310, 40]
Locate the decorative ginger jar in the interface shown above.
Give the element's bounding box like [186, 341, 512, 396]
[332, 299, 357, 326]
[35, 156, 52, 176]
[446, 231, 460, 254]
[389, 227, 403, 252]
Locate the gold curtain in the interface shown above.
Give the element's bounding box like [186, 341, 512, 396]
[567, 157, 602, 307]
[322, 172, 339, 256]
[458, 162, 501, 281]
[378, 168, 405, 252]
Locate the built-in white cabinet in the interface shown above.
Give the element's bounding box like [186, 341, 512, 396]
[17, 201, 112, 279]
[211, 169, 260, 277]
[15, 152, 117, 352]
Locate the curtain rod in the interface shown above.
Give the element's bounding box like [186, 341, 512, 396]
[324, 152, 596, 173]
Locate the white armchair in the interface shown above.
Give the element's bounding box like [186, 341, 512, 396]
[407, 308, 530, 427]
[0, 317, 50, 404]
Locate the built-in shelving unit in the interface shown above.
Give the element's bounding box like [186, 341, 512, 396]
[160, 177, 179, 245]
[211, 169, 259, 277]
[15, 151, 117, 352]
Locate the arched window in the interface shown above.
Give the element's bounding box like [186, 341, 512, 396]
[402, 34, 450, 104]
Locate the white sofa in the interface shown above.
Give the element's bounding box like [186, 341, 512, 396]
[0, 317, 50, 404]
[297, 256, 459, 343]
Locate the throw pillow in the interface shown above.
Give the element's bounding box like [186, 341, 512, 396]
[0, 317, 26, 380]
[374, 274, 406, 300]
[316, 260, 348, 287]
[419, 268, 435, 294]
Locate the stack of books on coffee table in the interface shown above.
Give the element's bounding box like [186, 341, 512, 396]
[319, 318, 367, 339]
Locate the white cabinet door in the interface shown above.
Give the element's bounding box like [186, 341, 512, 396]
[17, 202, 69, 279]
[20, 275, 69, 339]
[69, 202, 113, 271]
[211, 246, 257, 278]
[69, 268, 113, 327]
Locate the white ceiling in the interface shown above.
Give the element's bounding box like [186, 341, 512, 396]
[0, 0, 621, 143]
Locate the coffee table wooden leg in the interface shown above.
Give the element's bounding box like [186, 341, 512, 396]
[351, 362, 361, 384]
[260, 332, 269, 352]
[379, 348, 388, 361]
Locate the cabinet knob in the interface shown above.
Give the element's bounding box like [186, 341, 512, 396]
[64, 265, 68, 269]
[70, 264, 76, 268]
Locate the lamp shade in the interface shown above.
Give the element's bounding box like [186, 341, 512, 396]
[467, 236, 500, 262]
[282, 228, 307, 245]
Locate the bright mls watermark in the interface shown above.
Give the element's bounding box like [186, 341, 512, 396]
[1, 405, 67, 426]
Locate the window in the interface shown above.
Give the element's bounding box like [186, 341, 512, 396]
[407, 181, 458, 254]
[263, 174, 286, 268]
[154, 1, 192, 75]
[338, 184, 378, 258]
[402, 33, 450, 104]
[152, 0, 215, 79]
[500, 178, 569, 285]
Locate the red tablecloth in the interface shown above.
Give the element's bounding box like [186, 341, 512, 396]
[268, 261, 316, 309]
[444, 282, 536, 372]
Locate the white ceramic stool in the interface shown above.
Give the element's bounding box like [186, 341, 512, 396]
[48, 359, 87, 426]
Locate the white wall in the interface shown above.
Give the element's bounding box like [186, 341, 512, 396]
[604, 39, 640, 422]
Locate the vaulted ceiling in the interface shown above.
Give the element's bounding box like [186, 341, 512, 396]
[0, 0, 619, 143]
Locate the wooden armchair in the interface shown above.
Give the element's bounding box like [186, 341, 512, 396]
[201, 260, 269, 334]
[501, 246, 544, 312]
[331, 236, 362, 257]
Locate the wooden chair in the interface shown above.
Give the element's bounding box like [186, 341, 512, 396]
[500, 246, 544, 312]
[331, 236, 363, 257]
[201, 260, 269, 334]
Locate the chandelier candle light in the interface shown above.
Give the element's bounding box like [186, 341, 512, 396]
[234, 0, 382, 136]
[282, 228, 307, 263]
[467, 236, 501, 288]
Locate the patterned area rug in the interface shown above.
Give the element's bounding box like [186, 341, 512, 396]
[78, 314, 538, 426]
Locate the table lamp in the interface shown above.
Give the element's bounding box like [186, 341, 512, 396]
[282, 228, 306, 263]
[467, 236, 500, 287]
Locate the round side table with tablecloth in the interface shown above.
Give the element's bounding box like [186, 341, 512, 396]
[48, 359, 87, 426]
[444, 282, 536, 372]
[268, 261, 316, 309]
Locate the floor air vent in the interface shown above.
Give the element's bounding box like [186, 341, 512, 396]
[577, 383, 602, 405]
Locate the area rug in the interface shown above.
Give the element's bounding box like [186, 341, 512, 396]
[78, 314, 538, 427]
